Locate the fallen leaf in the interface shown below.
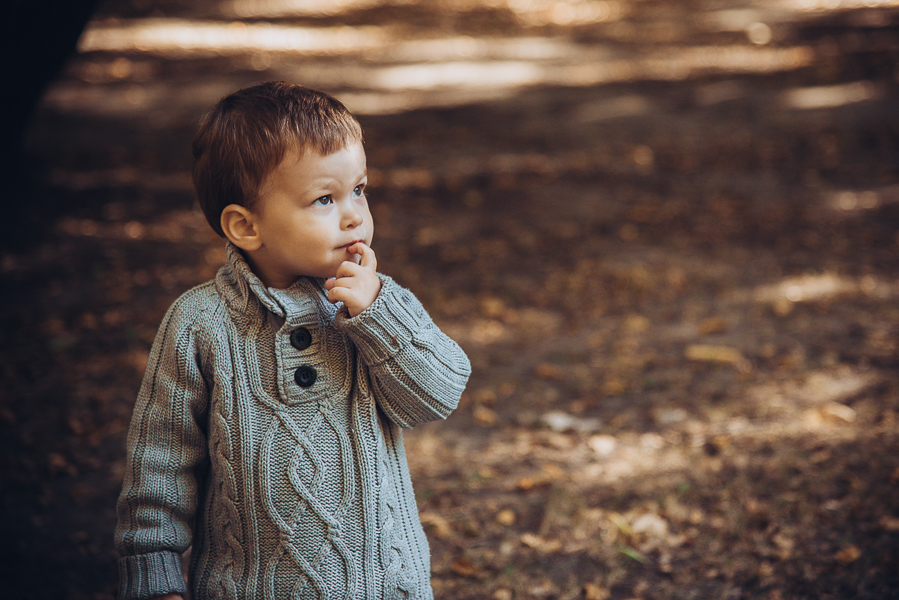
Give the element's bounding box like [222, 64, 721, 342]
[535, 363, 563, 380]
[772, 531, 795, 559]
[473, 405, 499, 426]
[588, 434, 617, 456]
[477, 466, 497, 479]
[520, 532, 562, 552]
[821, 402, 857, 423]
[541, 410, 602, 433]
[473, 388, 498, 405]
[835, 544, 861, 564]
[685, 344, 744, 364]
[659, 551, 673, 573]
[420, 512, 454, 540]
[653, 407, 687, 425]
[496, 509, 516, 526]
[631, 513, 669, 540]
[479, 296, 505, 318]
[542, 462, 565, 479]
[528, 578, 557, 597]
[879, 516, 899, 532]
[584, 583, 611, 600]
[697, 317, 728, 335]
[450, 556, 478, 578]
[48, 453, 74, 476]
[608, 512, 632, 536]
[603, 375, 627, 395]
[625, 314, 650, 332]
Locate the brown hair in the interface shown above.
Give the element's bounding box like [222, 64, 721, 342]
[192, 81, 363, 237]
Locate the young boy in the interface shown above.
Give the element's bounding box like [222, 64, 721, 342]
[114, 81, 471, 600]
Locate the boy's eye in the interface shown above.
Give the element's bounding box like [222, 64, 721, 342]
[353, 184, 365, 197]
[314, 195, 333, 206]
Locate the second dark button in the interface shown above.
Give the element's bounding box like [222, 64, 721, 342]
[294, 365, 317, 388]
[290, 327, 312, 350]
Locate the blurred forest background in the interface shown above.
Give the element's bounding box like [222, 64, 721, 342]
[2, 0, 899, 598]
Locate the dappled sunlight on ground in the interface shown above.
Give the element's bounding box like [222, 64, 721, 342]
[78, 19, 389, 55]
[4, 0, 899, 598]
[67, 8, 820, 116]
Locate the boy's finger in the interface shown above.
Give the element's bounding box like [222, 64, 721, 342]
[334, 260, 363, 280]
[326, 286, 345, 304]
[352, 243, 377, 271]
[329, 275, 357, 290]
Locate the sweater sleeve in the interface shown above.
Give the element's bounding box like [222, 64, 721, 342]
[114, 295, 211, 600]
[335, 275, 471, 428]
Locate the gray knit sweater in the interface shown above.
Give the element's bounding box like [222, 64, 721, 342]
[115, 243, 470, 600]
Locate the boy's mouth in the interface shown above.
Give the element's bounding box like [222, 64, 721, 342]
[338, 240, 364, 250]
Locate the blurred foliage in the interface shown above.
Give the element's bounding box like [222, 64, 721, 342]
[3, 0, 899, 598]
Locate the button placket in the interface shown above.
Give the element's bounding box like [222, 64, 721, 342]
[294, 365, 317, 388]
[290, 327, 312, 350]
[289, 326, 316, 388]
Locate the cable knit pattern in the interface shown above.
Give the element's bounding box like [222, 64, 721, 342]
[115, 243, 471, 600]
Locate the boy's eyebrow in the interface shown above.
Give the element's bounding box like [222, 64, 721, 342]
[306, 168, 367, 190]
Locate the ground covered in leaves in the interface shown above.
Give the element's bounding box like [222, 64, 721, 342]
[2, 1, 899, 598]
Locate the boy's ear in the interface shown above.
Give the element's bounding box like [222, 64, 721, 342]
[220, 204, 262, 251]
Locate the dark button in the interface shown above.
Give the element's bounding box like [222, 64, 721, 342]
[294, 365, 317, 388]
[290, 327, 312, 350]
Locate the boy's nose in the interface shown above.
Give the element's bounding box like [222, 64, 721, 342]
[341, 203, 363, 229]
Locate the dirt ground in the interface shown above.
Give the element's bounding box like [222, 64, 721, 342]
[2, 1, 899, 598]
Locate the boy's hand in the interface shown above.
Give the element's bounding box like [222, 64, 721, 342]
[325, 243, 381, 317]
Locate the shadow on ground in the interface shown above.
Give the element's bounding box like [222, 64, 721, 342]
[2, 1, 899, 598]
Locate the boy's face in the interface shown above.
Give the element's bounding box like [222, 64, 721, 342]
[244, 140, 372, 288]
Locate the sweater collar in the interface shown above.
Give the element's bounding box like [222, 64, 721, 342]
[218, 242, 337, 322]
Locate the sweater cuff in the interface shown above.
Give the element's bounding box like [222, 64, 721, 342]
[336, 276, 428, 366]
[118, 550, 187, 600]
